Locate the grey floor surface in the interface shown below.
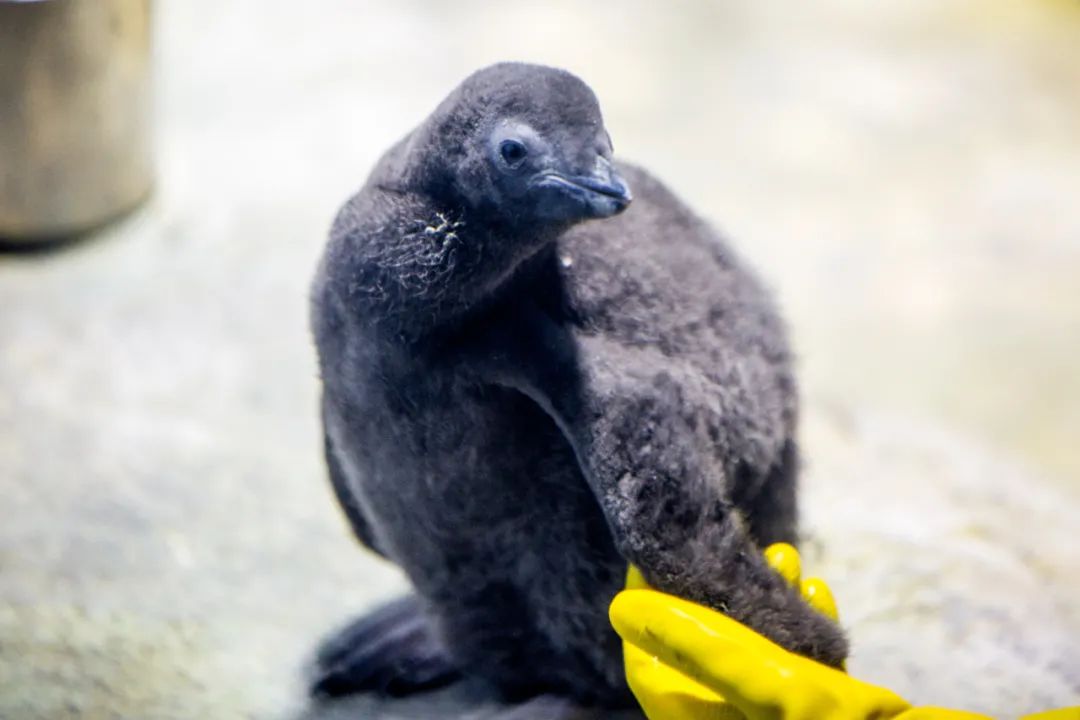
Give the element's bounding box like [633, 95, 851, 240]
[2, 1, 1079, 718]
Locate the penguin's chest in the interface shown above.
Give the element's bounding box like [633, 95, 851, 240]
[362, 381, 593, 551]
[354, 371, 627, 673]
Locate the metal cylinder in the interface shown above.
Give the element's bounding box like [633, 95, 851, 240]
[0, 0, 152, 242]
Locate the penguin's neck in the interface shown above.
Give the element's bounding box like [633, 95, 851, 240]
[350, 188, 563, 346]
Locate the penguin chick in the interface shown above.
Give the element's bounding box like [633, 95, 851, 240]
[309, 62, 847, 709]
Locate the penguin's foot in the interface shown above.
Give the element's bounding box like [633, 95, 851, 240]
[309, 595, 461, 698]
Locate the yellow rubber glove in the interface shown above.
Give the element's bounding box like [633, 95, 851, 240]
[611, 543, 1058, 720]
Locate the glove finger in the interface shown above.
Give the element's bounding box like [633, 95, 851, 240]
[800, 577, 840, 622]
[611, 589, 910, 720]
[623, 640, 743, 720]
[611, 589, 809, 711]
[894, 708, 996, 719]
[626, 564, 653, 591]
[1018, 709, 1080, 720]
[764, 542, 801, 588]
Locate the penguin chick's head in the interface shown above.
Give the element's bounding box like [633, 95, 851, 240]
[417, 63, 632, 229]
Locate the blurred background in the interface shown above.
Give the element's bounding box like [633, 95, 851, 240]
[1, 0, 1078, 718]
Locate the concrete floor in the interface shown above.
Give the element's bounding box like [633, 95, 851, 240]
[2, 1, 1079, 718]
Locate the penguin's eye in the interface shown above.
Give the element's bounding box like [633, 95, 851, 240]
[499, 139, 528, 168]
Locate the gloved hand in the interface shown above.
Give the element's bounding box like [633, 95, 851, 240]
[610, 544, 1078, 720]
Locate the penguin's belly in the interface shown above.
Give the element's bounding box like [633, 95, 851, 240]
[355, 383, 631, 700]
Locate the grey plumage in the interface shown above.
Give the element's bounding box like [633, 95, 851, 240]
[309, 62, 847, 711]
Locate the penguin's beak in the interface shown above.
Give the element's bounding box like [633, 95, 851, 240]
[533, 156, 632, 218]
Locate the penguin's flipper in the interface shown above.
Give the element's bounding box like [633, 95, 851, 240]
[309, 594, 461, 698]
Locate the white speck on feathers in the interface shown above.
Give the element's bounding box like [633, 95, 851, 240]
[423, 212, 465, 238]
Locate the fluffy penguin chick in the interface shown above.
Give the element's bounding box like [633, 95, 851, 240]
[309, 62, 847, 708]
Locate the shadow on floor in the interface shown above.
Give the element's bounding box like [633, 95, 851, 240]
[294, 685, 644, 720]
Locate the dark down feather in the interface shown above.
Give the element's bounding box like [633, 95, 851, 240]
[309, 62, 847, 713]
